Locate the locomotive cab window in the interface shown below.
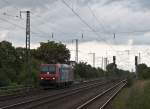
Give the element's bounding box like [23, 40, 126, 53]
[41, 65, 56, 74]
[41, 66, 49, 72]
[49, 65, 56, 74]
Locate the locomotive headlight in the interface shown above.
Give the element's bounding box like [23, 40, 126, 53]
[41, 77, 44, 80]
[52, 77, 55, 80]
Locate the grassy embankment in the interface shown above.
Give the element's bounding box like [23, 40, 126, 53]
[112, 80, 150, 109]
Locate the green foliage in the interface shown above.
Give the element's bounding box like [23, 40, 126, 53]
[106, 63, 116, 72]
[126, 75, 134, 87]
[33, 41, 70, 63]
[112, 88, 130, 109]
[137, 64, 150, 79]
[112, 81, 150, 109]
[127, 81, 150, 109]
[74, 62, 104, 79]
[0, 41, 18, 86]
[0, 40, 71, 87]
[106, 63, 130, 77]
[0, 40, 132, 87]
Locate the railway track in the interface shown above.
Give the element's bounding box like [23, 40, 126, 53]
[0, 79, 114, 109]
[76, 80, 126, 109]
[0, 88, 43, 101]
[0, 78, 106, 102]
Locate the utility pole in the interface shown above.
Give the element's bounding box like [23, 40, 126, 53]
[135, 56, 138, 78]
[113, 56, 117, 68]
[101, 56, 103, 69]
[75, 39, 78, 63]
[89, 53, 95, 67]
[139, 52, 141, 64]
[93, 53, 95, 67]
[74, 34, 84, 63]
[125, 50, 130, 70]
[20, 11, 31, 78]
[104, 57, 108, 71]
[51, 32, 54, 38]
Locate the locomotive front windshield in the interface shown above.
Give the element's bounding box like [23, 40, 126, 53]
[41, 65, 56, 74]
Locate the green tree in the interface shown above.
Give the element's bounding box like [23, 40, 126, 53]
[74, 62, 104, 79]
[106, 63, 117, 76]
[141, 67, 150, 79]
[34, 41, 70, 63]
[0, 41, 17, 86]
[106, 63, 129, 77]
[137, 64, 147, 78]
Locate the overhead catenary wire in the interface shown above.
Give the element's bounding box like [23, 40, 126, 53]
[60, 2, 126, 56]
[0, 16, 139, 70]
[62, 0, 127, 61]
[1, 0, 149, 70]
[1, 0, 150, 37]
[62, 0, 100, 35]
[0, 0, 53, 38]
[0, 17, 52, 38]
[1, 11, 150, 39]
[87, 5, 108, 33]
[1, 11, 52, 36]
[62, 0, 130, 69]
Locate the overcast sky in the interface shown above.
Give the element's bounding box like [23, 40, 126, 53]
[1, 0, 150, 70]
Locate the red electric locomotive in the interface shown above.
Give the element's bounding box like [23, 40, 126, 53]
[40, 64, 74, 87]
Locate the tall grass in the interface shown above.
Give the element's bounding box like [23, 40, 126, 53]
[113, 80, 150, 109]
[128, 82, 150, 109]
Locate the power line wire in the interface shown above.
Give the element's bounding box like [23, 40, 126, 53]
[61, 0, 125, 58]
[62, 0, 99, 34]
[0, 0, 52, 37]
[0, 17, 49, 36]
[87, 5, 108, 33]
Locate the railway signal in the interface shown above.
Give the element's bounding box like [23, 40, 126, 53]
[113, 56, 117, 69]
[135, 56, 138, 66]
[113, 56, 116, 64]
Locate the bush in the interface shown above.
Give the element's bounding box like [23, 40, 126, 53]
[126, 75, 134, 87]
[74, 62, 104, 79]
[136, 64, 150, 79]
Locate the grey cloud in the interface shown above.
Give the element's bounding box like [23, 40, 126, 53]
[0, 0, 57, 8]
[103, 0, 123, 5]
[136, 0, 150, 10]
[104, 0, 150, 10]
[0, 0, 150, 46]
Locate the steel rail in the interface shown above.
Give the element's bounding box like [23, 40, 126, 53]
[76, 80, 126, 109]
[99, 82, 126, 109]
[0, 80, 112, 109]
[0, 78, 106, 102]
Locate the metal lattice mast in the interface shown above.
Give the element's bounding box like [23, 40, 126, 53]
[26, 11, 30, 53]
[26, 11, 31, 75]
[20, 11, 31, 75]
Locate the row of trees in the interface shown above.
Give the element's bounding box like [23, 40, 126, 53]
[74, 62, 104, 79]
[74, 62, 130, 80]
[0, 41, 70, 87]
[137, 64, 150, 79]
[106, 63, 130, 77]
[0, 40, 131, 87]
